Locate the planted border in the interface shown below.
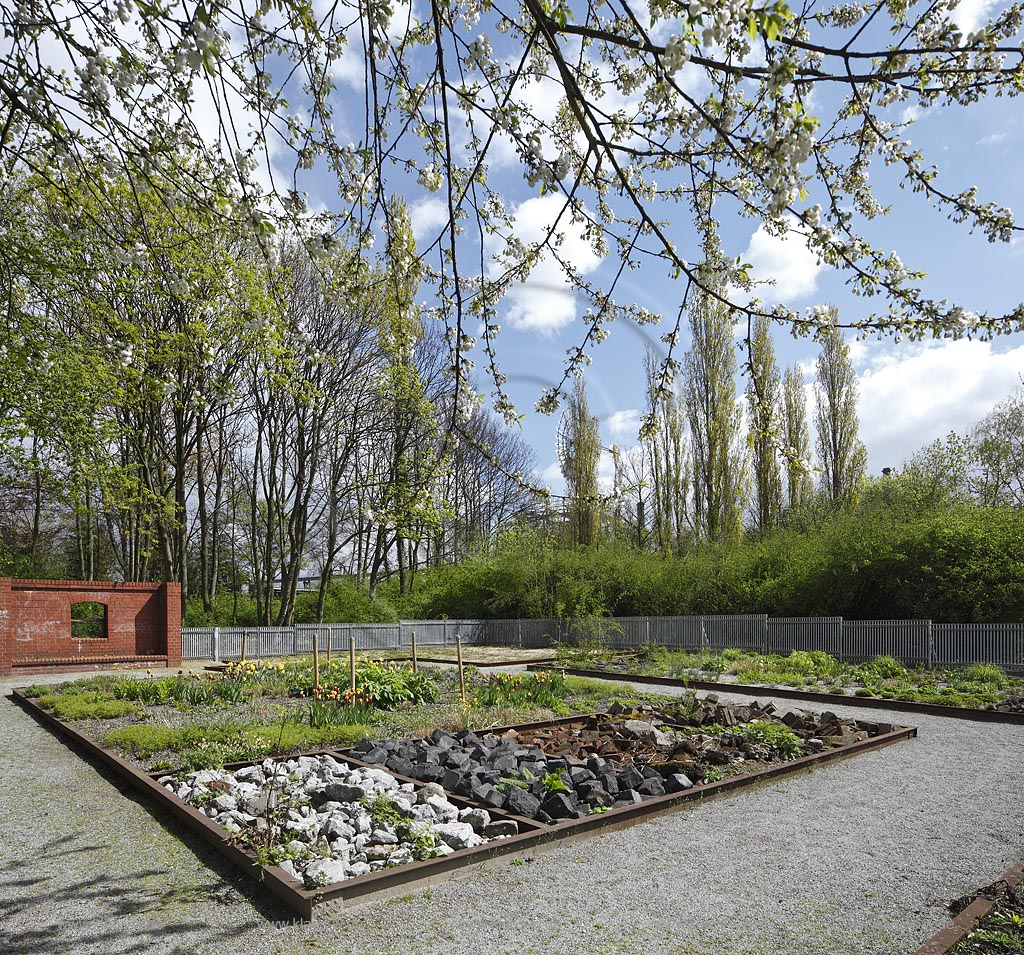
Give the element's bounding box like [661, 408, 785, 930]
[11, 687, 915, 921]
[913, 860, 1024, 955]
[533, 666, 1024, 725]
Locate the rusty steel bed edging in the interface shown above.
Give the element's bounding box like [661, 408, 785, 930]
[11, 688, 915, 921]
[536, 665, 1024, 725]
[913, 860, 1024, 955]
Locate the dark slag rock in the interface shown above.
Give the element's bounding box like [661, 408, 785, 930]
[386, 756, 415, 777]
[666, 773, 694, 792]
[637, 776, 666, 798]
[504, 788, 542, 817]
[576, 781, 612, 806]
[617, 765, 644, 790]
[362, 746, 389, 764]
[539, 792, 577, 820]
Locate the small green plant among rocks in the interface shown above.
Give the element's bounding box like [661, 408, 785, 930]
[952, 885, 1024, 955]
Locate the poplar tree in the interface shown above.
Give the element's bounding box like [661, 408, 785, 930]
[745, 315, 783, 531]
[684, 294, 748, 541]
[815, 315, 867, 508]
[559, 379, 601, 547]
[642, 347, 689, 554]
[781, 365, 814, 510]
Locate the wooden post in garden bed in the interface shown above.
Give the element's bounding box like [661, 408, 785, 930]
[457, 636, 466, 702]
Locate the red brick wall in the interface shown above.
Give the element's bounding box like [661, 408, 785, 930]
[0, 578, 182, 675]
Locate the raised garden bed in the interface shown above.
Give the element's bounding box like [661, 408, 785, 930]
[534, 663, 1024, 725]
[914, 860, 1024, 955]
[557, 649, 1024, 714]
[343, 698, 905, 823]
[12, 685, 914, 921]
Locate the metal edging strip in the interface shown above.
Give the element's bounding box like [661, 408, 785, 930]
[535, 666, 1024, 725]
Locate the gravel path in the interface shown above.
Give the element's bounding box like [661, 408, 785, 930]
[1, 669, 1022, 955]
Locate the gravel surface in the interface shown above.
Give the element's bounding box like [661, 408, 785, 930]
[1, 669, 1022, 955]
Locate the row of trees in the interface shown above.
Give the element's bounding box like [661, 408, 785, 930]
[0, 171, 538, 623]
[559, 295, 867, 551]
[396, 391, 1024, 622]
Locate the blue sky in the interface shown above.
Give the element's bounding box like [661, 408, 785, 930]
[287, 1, 1024, 495]
[409, 96, 1024, 494]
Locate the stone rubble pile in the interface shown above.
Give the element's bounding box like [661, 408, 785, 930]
[349, 704, 894, 824]
[160, 754, 518, 888]
[350, 726, 684, 823]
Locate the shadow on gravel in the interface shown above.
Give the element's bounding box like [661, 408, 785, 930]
[3, 698, 296, 940]
[0, 858, 268, 954]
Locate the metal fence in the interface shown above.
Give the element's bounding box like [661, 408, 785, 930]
[180, 615, 1024, 671]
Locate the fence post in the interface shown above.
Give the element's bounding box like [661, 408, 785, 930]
[292, 626, 298, 656]
[645, 617, 651, 646]
[518, 618, 523, 648]
[926, 620, 935, 670]
[213, 627, 220, 663]
[762, 617, 769, 656]
[443, 619, 449, 646]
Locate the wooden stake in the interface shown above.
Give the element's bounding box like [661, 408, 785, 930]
[410, 630, 418, 673]
[240, 630, 248, 663]
[312, 630, 320, 691]
[456, 635, 466, 703]
[349, 637, 357, 693]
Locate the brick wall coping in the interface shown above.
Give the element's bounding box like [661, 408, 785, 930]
[7, 579, 167, 591]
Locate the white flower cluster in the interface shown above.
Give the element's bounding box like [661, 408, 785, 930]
[417, 162, 443, 192]
[687, 0, 754, 47]
[948, 306, 980, 330]
[766, 59, 795, 94]
[662, 36, 691, 74]
[803, 304, 834, 325]
[76, 54, 111, 107]
[368, 0, 393, 36]
[306, 234, 336, 263]
[464, 34, 493, 72]
[173, 19, 224, 74]
[166, 274, 190, 298]
[764, 119, 815, 214]
[111, 241, 150, 270]
[523, 134, 570, 188]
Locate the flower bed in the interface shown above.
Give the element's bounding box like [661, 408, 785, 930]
[565, 648, 1024, 714]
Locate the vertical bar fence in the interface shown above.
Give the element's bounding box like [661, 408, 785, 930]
[179, 616, 1024, 671]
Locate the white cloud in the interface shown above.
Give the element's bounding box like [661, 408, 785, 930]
[951, 0, 999, 34]
[604, 408, 642, 442]
[491, 194, 604, 335]
[899, 104, 931, 125]
[540, 460, 565, 493]
[978, 131, 1008, 147]
[740, 216, 828, 306]
[409, 197, 449, 242]
[854, 339, 1024, 472]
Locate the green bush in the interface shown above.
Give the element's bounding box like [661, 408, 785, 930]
[958, 663, 1010, 688]
[36, 691, 141, 721]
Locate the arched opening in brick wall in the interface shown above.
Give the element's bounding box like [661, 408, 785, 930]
[0, 579, 181, 676]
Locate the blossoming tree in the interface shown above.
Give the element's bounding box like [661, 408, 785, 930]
[2, 0, 1022, 431]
